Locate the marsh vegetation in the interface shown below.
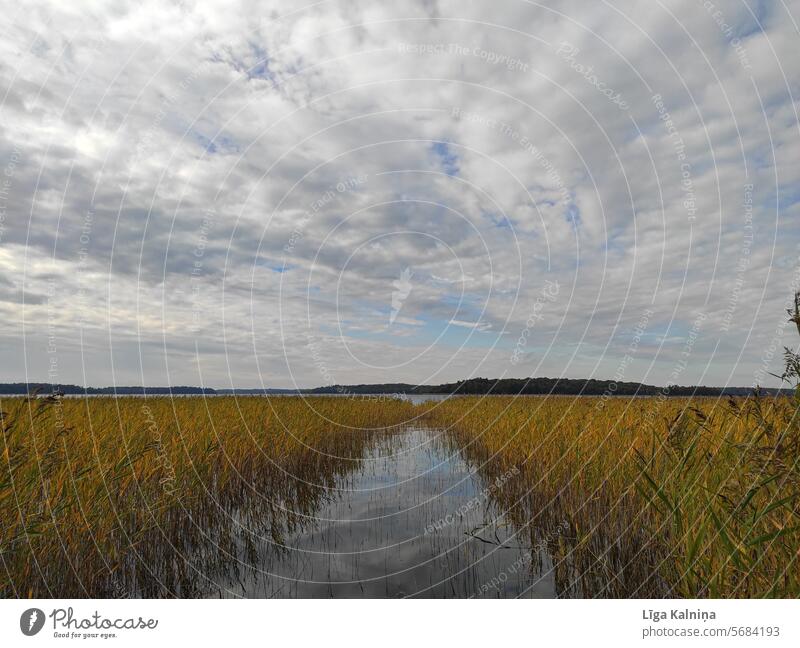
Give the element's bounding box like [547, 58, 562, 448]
[421, 394, 800, 597]
[0, 396, 414, 597]
[2, 392, 798, 598]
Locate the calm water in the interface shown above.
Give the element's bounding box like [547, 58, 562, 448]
[203, 427, 555, 598]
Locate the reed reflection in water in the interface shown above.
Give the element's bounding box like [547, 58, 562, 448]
[204, 427, 555, 598]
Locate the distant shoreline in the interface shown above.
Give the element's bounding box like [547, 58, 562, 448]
[0, 377, 791, 397]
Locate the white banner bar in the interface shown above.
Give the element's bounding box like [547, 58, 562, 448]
[1, 599, 798, 648]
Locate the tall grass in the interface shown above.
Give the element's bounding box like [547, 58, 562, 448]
[419, 394, 800, 597]
[3, 392, 797, 598]
[0, 395, 414, 597]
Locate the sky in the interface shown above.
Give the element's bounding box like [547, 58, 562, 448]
[0, 0, 798, 389]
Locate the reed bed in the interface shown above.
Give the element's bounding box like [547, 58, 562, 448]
[2, 390, 798, 599]
[0, 395, 414, 597]
[418, 394, 800, 597]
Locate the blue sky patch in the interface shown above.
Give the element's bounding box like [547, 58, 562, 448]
[431, 141, 459, 176]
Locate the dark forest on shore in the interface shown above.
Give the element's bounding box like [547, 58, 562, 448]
[0, 377, 789, 397]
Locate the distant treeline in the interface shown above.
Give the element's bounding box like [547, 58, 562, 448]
[309, 377, 790, 397]
[0, 383, 294, 395]
[0, 378, 789, 397]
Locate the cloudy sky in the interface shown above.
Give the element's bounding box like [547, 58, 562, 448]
[0, 0, 798, 389]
